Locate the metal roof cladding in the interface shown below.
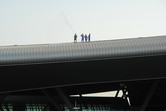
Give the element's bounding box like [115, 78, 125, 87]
[0, 35, 166, 66]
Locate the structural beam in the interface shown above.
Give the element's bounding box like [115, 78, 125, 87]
[5, 104, 10, 111]
[120, 83, 127, 100]
[115, 90, 119, 97]
[42, 104, 49, 111]
[139, 79, 159, 111]
[79, 94, 83, 111]
[42, 89, 63, 111]
[55, 87, 74, 111]
[122, 89, 127, 100]
[0, 104, 4, 111]
[0, 93, 9, 111]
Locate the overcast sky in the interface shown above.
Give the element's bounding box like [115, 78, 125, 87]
[0, 0, 166, 46]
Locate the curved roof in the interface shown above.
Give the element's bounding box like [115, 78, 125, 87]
[1, 35, 166, 66]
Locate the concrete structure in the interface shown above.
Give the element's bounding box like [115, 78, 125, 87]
[0, 35, 166, 111]
[1, 35, 166, 66]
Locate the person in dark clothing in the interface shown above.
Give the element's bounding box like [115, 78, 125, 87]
[88, 33, 91, 42]
[85, 34, 88, 42]
[81, 33, 84, 42]
[74, 33, 77, 43]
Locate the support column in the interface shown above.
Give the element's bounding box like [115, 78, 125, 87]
[79, 94, 83, 111]
[42, 89, 63, 111]
[0, 94, 9, 111]
[0, 104, 4, 111]
[55, 87, 74, 111]
[42, 104, 49, 111]
[139, 79, 159, 111]
[5, 104, 10, 111]
[120, 83, 131, 110]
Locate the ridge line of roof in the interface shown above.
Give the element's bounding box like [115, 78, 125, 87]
[0, 35, 166, 48]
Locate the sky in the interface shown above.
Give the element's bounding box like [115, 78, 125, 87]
[0, 0, 166, 46]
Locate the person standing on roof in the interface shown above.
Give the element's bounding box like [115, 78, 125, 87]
[85, 34, 88, 42]
[88, 33, 91, 42]
[81, 33, 84, 42]
[74, 33, 77, 43]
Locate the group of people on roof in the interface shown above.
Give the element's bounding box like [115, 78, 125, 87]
[74, 33, 91, 43]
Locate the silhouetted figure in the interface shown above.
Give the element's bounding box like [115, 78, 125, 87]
[88, 33, 91, 42]
[74, 33, 77, 43]
[85, 34, 88, 42]
[81, 33, 84, 42]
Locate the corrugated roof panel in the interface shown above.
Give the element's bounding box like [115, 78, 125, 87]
[0, 36, 166, 66]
